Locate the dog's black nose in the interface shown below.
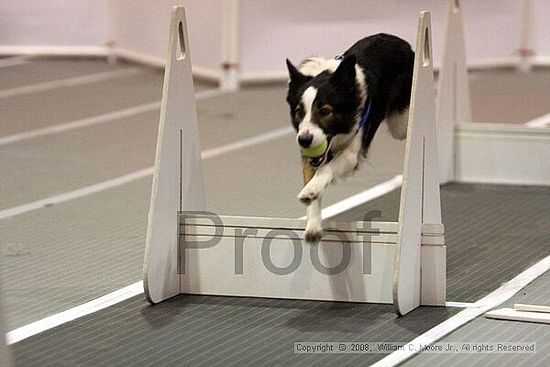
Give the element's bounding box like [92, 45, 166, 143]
[298, 133, 313, 148]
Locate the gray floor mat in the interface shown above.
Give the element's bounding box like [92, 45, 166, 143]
[2, 60, 549, 366]
[404, 270, 550, 367]
[0, 70, 163, 137]
[0, 178, 151, 329]
[470, 67, 550, 124]
[0, 58, 132, 91]
[9, 184, 550, 367]
[334, 183, 550, 302]
[0, 82, 405, 329]
[11, 293, 458, 367]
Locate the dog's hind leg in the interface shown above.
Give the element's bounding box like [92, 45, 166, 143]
[385, 71, 412, 140]
[386, 109, 409, 140]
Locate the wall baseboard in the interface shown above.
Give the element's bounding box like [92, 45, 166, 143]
[0, 45, 108, 57]
[2, 46, 549, 85]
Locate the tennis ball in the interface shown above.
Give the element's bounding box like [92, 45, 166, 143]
[301, 138, 328, 158]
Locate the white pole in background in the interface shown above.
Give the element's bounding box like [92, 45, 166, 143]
[517, 0, 534, 73]
[221, 0, 240, 90]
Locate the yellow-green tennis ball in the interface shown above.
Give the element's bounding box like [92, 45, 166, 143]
[301, 138, 328, 158]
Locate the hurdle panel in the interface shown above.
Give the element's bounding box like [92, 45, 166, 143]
[144, 7, 446, 315]
[143, 6, 206, 304]
[393, 11, 445, 315]
[179, 214, 443, 304]
[436, 0, 472, 184]
[437, 0, 550, 186]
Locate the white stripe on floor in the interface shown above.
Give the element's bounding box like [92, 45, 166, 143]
[0, 167, 154, 220]
[0, 56, 29, 68]
[6, 281, 143, 345]
[0, 68, 141, 99]
[0, 88, 227, 146]
[370, 254, 550, 367]
[202, 126, 293, 159]
[321, 175, 402, 219]
[0, 102, 161, 146]
[524, 112, 550, 127]
[0, 126, 293, 221]
[296, 175, 403, 221]
[445, 301, 480, 308]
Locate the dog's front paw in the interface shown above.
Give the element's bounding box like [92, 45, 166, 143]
[304, 226, 323, 243]
[297, 188, 319, 205]
[297, 181, 324, 205]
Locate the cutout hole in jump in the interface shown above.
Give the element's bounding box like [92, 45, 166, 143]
[177, 21, 186, 60]
[423, 27, 430, 66]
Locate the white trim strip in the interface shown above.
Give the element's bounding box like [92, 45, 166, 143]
[202, 126, 293, 159]
[0, 88, 225, 147]
[524, 112, 550, 127]
[0, 45, 107, 57]
[445, 301, 480, 308]
[0, 102, 161, 146]
[0, 68, 141, 99]
[6, 281, 143, 345]
[0, 126, 292, 221]
[0, 168, 154, 220]
[323, 175, 402, 219]
[0, 56, 29, 68]
[298, 175, 403, 220]
[370, 254, 550, 367]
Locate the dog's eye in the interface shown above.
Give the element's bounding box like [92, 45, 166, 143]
[294, 105, 304, 117]
[319, 106, 333, 117]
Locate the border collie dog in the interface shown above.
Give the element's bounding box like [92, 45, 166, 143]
[286, 33, 414, 242]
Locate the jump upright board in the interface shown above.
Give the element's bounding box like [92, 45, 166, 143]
[144, 7, 446, 316]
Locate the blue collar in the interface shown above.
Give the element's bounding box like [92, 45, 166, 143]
[359, 98, 372, 130]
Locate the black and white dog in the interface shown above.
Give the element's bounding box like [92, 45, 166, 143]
[286, 33, 414, 242]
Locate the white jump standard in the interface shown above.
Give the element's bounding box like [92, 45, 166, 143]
[143, 7, 446, 316]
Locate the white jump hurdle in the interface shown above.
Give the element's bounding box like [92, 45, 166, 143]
[143, 7, 446, 316]
[437, 0, 550, 186]
[0, 277, 13, 367]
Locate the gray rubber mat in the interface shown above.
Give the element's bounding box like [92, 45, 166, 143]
[0, 81, 405, 329]
[0, 58, 131, 91]
[0, 178, 151, 329]
[9, 184, 550, 367]
[334, 183, 550, 302]
[404, 270, 550, 367]
[0, 71, 163, 137]
[0, 110, 160, 210]
[203, 125, 404, 218]
[3, 60, 549, 366]
[11, 293, 458, 367]
[470, 67, 550, 124]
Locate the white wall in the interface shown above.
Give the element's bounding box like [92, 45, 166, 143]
[532, 0, 550, 57]
[238, 0, 533, 78]
[1, 0, 549, 81]
[0, 0, 108, 52]
[109, 0, 223, 76]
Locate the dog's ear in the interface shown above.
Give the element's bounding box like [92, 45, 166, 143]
[286, 59, 308, 86]
[331, 55, 356, 88]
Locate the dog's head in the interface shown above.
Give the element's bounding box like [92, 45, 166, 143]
[286, 55, 363, 150]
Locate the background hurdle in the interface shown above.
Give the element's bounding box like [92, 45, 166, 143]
[0, 276, 13, 367]
[437, 0, 550, 186]
[143, 7, 445, 316]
